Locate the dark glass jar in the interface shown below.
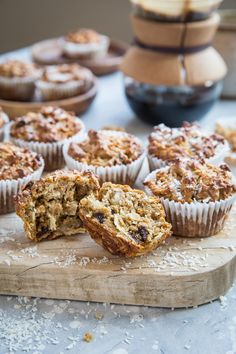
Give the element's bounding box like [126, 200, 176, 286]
[124, 76, 223, 127]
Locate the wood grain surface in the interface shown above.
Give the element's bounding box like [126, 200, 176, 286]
[0, 205, 235, 308]
[0, 81, 97, 119]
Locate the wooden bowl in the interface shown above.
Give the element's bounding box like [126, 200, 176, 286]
[32, 38, 129, 76]
[0, 80, 98, 119]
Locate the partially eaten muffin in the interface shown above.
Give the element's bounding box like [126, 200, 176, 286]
[79, 182, 172, 257]
[15, 170, 100, 241]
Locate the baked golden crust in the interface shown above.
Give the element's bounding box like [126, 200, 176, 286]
[65, 29, 101, 44]
[68, 129, 144, 167]
[0, 142, 42, 180]
[215, 120, 236, 152]
[0, 60, 39, 78]
[79, 182, 172, 257]
[15, 170, 100, 241]
[40, 64, 92, 84]
[144, 158, 236, 203]
[10, 106, 83, 143]
[148, 122, 226, 162]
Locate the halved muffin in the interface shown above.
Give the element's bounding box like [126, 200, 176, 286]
[15, 170, 100, 241]
[79, 182, 172, 257]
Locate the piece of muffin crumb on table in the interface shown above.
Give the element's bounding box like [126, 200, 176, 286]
[79, 182, 172, 257]
[15, 170, 100, 242]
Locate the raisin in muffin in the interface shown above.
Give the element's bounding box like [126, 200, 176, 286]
[144, 158, 236, 237]
[63, 129, 145, 185]
[10, 106, 85, 171]
[15, 170, 100, 241]
[63, 28, 110, 59]
[36, 63, 94, 101]
[0, 142, 44, 214]
[0, 106, 9, 141]
[79, 182, 172, 257]
[216, 118, 236, 175]
[148, 122, 229, 170]
[0, 60, 41, 101]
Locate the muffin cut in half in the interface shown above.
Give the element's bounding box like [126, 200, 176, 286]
[15, 170, 100, 241]
[79, 182, 172, 257]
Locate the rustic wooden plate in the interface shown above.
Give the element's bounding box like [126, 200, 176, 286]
[0, 80, 98, 119]
[32, 38, 129, 76]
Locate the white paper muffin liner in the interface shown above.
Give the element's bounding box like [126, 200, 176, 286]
[0, 157, 44, 214]
[0, 112, 9, 142]
[62, 35, 110, 59]
[9, 120, 85, 171]
[0, 74, 39, 101]
[144, 169, 236, 237]
[63, 142, 146, 185]
[36, 76, 93, 101]
[147, 141, 230, 172]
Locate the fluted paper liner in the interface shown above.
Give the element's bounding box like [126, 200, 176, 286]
[0, 157, 44, 214]
[9, 120, 85, 171]
[63, 143, 146, 186]
[63, 36, 110, 59]
[144, 169, 236, 237]
[0, 74, 39, 101]
[0, 112, 9, 142]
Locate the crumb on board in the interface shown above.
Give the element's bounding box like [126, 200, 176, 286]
[83, 332, 93, 343]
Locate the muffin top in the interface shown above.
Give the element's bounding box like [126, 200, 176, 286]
[10, 106, 84, 143]
[0, 142, 42, 180]
[148, 122, 226, 162]
[40, 64, 92, 84]
[65, 29, 101, 44]
[0, 60, 39, 78]
[68, 129, 144, 167]
[0, 106, 8, 129]
[144, 158, 236, 203]
[215, 119, 236, 152]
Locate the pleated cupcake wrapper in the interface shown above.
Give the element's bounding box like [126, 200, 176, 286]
[0, 158, 44, 214]
[36, 79, 93, 101]
[63, 36, 110, 59]
[63, 144, 146, 185]
[9, 121, 85, 171]
[147, 142, 230, 172]
[144, 169, 236, 237]
[0, 112, 9, 142]
[0, 75, 38, 101]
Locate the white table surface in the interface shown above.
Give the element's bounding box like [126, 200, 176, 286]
[0, 48, 236, 354]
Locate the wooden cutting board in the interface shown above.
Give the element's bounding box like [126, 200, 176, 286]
[0, 206, 235, 308]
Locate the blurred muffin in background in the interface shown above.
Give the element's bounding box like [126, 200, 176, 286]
[0, 60, 41, 101]
[36, 63, 94, 101]
[63, 28, 110, 59]
[216, 118, 236, 175]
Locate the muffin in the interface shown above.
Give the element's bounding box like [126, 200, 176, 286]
[0, 60, 41, 101]
[148, 122, 229, 171]
[0, 142, 44, 214]
[63, 129, 145, 185]
[216, 118, 236, 175]
[63, 28, 110, 59]
[144, 158, 236, 237]
[15, 170, 100, 241]
[9, 106, 85, 171]
[79, 182, 172, 257]
[36, 64, 94, 101]
[0, 107, 9, 141]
